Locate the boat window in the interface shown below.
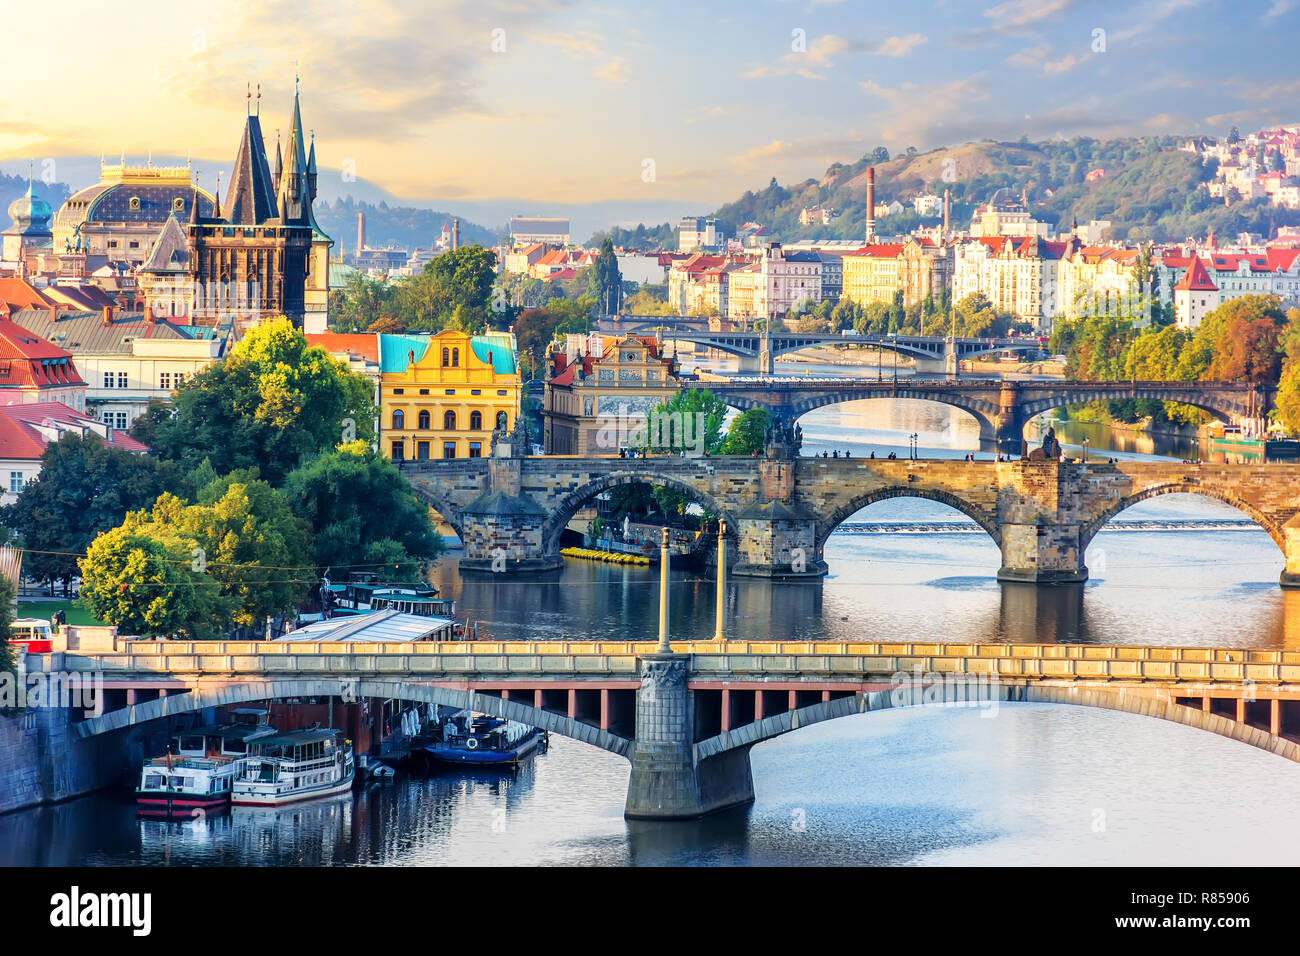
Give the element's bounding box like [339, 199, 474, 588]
[144, 774, 163, 789]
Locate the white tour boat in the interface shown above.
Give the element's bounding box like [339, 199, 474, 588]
[136, 718, 276, 818]
[232, 728, 355, 807]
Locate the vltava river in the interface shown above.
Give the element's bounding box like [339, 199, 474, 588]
[7, 389, 1300, 866]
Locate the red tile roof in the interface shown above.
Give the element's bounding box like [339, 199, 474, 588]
[1174, 258, 1218, 292]
[0, 319, 86, 390]
[0, 401, 147, 461]
[0, 278, 56, 314]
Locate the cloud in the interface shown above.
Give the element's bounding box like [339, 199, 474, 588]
[957, 0, 1075, 43]
[533, 31, 606, 60]
[685, 106, 728, 124]
[1043, 52, 1087, 74]
[744, 32, 926, 80]
[1112, 0, 1204, 43]
[594, 58, 631, 84]
[1263, 0, 1296, 20]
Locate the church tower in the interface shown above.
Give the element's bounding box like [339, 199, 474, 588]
[186, 83, 330, 333]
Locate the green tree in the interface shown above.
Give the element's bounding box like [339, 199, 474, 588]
[0, 575, 14, 686]
[141, 318, 375, 486]
[78, 519, 228, 639]
[174, 475, 314, 629]
[281, 446, 444, 580]
[588, 238, 623, 315]
[640, 389, 728, 455]
[3, 434, 183, 592]
[722, 408, 770, 455]
[395, 245, 498, 332]
[329, 271, 394, 332]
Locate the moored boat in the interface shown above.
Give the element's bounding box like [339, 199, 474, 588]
[415, 713, 548, 768]
[135, 719, 276, 818]
[232, 729, 355, 807]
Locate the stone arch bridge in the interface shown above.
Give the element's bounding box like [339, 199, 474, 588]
[402, 456, 1300, 586]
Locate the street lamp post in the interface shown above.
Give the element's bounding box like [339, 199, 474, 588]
[1082, 437, 1090, 463]
[909, 432, 919, 460]
[714, 520, 727, 643]
[656, 527, 671, 654]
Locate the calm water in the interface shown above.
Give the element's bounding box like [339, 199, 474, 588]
[8, 384, 1300, 866]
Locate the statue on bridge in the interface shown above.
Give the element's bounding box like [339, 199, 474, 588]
[319, 568, 335, 620]
[1029, 426, 1062, 462]
[764, 414, 803, 459]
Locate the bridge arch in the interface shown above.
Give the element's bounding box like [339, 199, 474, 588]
[76, 678, 633, 757]
[409, 486, 467, 541]
[541, 471, 741, 554]
[1079, 484, 1285, 553]
[1017, 391, 1238, 427]
[814, 485, 1001, 551]
[694, 681, 1300, 767]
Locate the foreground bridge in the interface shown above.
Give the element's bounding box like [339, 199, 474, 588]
[401, 457, 1300, 586]
[35, 639, 1300, 819]
[698, 378, 1270, 455]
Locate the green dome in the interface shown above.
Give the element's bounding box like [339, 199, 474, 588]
[7, 182, 53, 234]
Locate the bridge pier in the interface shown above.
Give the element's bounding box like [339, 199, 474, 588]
[995, 461, 1088, 584]
[731, 500, 827, 579]
[1281, 516, 1300, 589]
[458, 491, 563, 573]
[625, 655, 755, 819]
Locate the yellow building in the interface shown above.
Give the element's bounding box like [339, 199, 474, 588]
[379, 329, 522, 461]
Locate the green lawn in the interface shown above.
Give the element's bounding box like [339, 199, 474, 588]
[16, 602, 107, 626]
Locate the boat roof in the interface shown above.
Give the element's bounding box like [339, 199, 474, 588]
[176, 723, 274, 741]
[278, 609, 455, 642]
[253, 729, 342, 748]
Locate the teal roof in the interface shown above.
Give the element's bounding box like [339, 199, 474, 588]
[470, 334, 518, 374]
[378, 333, 432, 373]
[329, 263, 360, 286]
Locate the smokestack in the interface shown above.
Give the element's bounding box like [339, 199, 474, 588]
[943, 188, 951, 234]
[452, 218, 460, 251]
[356, 212, 366, 258]
[865, 167, 876, 243]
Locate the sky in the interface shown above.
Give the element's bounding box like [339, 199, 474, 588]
[4, 0, 1300, 208]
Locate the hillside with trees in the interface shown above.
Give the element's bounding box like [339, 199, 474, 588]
[592, 135, 1300, 248]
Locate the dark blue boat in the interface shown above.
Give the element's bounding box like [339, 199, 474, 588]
[417, 714, 547, 767]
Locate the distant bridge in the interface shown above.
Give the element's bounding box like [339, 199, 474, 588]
[701, 378, 1271, 453]
[39, 638, 1300, 819]
[601, 316, 1044, 374]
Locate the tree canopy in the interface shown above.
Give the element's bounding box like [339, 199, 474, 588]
[136, 318, 375, 485]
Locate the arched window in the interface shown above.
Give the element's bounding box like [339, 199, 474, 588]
[469, 411, 483, 430]
[418, 410, 431, 429]
[441, 347, 450, 366]
[392, 409, 405, 430]
[451, 348, 460, 367]
[443, 410, 457, 430]
[496, 411, 508, 432]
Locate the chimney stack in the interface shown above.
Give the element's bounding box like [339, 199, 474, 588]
[452, 218, 460, 251]
[865, 167, 876, 243]
[101, 305, 113, 326]
[943, 188, 951, 234]
[356, 212, 366, 258]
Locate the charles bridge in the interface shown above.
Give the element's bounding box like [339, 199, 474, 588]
[399, 454, 1300, 587]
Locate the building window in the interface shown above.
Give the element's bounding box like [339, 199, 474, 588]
[451, 348, 459, 367]
[496, 411, 508, 431]
[9, 472, 22, 494]
[442, 347, 450, 366]
[468, 442, 482, 458]
[419, 389, 429, 395]
[103, 372, 114, 388]
[469, 411, 482, 430]
[108, 412, 128, 430]
[417, 441, 430, 461]
[443, 410, 457, 430]
[393, 388, 404, 394]
[417, 410, 431, 430]
[160, 372, 172, 389]
[497, 389, 507, 396]
[471, 389, 481, 395]
[390, 441, 405, 460]
[117, 372, 128, 389]
[442, 442, 456, 459]
[392, 409, 405, 430]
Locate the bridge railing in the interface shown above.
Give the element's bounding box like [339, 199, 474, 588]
[35, 640, 1300, 684]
